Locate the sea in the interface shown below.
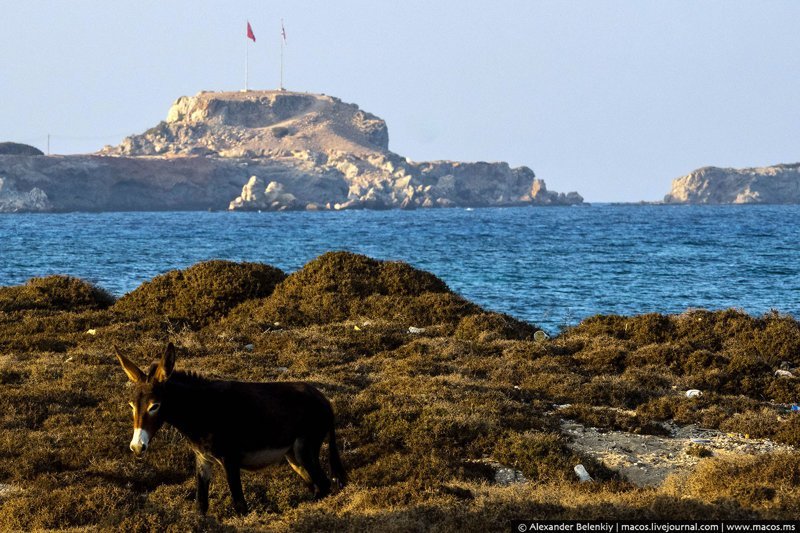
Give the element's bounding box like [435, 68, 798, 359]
[1, 204, 798, 333]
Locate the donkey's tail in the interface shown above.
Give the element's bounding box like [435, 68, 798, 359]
[328, 426, 348, 489]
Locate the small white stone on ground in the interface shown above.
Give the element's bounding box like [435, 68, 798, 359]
[574, 464, 594, 482]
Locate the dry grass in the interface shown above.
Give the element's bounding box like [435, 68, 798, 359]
[0, 252, 798, 530]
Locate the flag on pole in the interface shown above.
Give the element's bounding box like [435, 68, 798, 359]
[281, 19, 287, 43]
[247, 21, 256, 42]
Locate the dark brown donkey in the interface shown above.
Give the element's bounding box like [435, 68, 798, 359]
[115, 343, 347, 515]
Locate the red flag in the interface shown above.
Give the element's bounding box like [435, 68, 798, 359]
[247, 21, 256, 42]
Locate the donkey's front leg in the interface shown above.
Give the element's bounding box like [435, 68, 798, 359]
[195, 453, 213, 514]
[223, 459, 248, 515]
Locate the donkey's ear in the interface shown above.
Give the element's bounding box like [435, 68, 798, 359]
[115, 346, 145, 383]
[155, 342, 176, 382]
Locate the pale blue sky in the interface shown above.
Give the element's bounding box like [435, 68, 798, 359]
[1, 1, 798, 201]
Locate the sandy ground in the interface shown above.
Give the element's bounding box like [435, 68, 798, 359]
[561, 415, 796, 487]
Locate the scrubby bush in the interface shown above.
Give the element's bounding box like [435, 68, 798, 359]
[0, 275, 114, 312]
[560, 404, 669, 435]
[454, 312, 537, 342]
[719, 408, 782, 439]
[664, 453, 800, 512]
[223, 252, 480, 328]
[112, 260, 286, 328]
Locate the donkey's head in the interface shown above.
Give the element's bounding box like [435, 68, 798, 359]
[114, 343, 176, 455]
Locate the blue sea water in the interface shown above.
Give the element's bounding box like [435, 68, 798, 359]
[1, 205, 798, 333]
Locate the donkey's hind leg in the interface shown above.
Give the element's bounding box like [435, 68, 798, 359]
[293, 436, 331, 500]
[285, 448, 315, 494]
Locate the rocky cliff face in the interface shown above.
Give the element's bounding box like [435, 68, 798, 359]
[102, 91, 389, 158]
[228, 152, 583, 211]
[0, 175, 50, 212]
[664, 163, 800, 204]
[1, 90, 583, 212]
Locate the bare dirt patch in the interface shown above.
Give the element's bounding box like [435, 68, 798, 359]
[563, 416, 797, 487]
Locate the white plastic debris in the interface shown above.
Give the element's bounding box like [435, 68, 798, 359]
[533, 330, 549, 341]
[86, 329, 97, 335]
[574, 464, 594, 482]
[685, 389, 703, 398]
[244, 344, 255, 351]
[408, 326, 425, 334]
[276, 366, 289, 373]
[775, 369, 795, 378]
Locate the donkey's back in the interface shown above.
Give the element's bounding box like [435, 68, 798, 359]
[187, 378, 337, 456]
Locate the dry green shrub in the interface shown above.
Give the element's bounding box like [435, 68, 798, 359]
[0, 482, 137, 530]
[766, 377, 800, 404]
[580, 374, 662, 409]
[0, 309, 115, 353]
[664, 453, 800, 513]
[512, 353, 581, 403]
[0, 275, 114, 312]
[774, 415, 800, 446]
[493, 431, 614, 483]
[673, 309, 753, 351]
[113, 260, 286, 328]
[624, 342, 691, 374]
[454, 312, 537, 342]
[681, 349, 729, 376]
[685, 444, 713, 458]
[226, 252, 480, 328]
[719, 408, 783, 439]
[572, 338, 629, 373]
[565, 313, 674, 346]
[637, 393, 762, 429]
[560, 404, 669, 435]
[355, 292, 479, 330]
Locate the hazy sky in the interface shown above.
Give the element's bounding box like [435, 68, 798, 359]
[2, 1, 798, 202]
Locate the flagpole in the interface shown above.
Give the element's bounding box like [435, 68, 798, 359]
[245, 35, 249, 91]
[280, 21, 284, 91]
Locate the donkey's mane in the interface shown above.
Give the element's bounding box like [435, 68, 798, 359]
[170, 370, 214, 387]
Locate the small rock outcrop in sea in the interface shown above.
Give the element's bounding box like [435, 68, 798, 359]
[664, 163, 800, 204]
[0, 90, 583, 212]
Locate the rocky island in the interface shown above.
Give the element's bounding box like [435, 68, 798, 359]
[664, 162, 800, 204]
[0, 91, 583, 212]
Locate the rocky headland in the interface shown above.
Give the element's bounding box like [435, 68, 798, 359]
[0, 91, 583, 212]
[664, 163, 800, 204]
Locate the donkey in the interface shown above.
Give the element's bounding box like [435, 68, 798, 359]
[115, 343, 347, 515]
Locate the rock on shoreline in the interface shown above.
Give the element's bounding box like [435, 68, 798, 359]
[664, 163, 800, 204]
[0, 90, 583, 212]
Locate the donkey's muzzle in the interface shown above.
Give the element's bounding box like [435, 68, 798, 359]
[130, 428, 150, 454]
[130, 441, 148, 454]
